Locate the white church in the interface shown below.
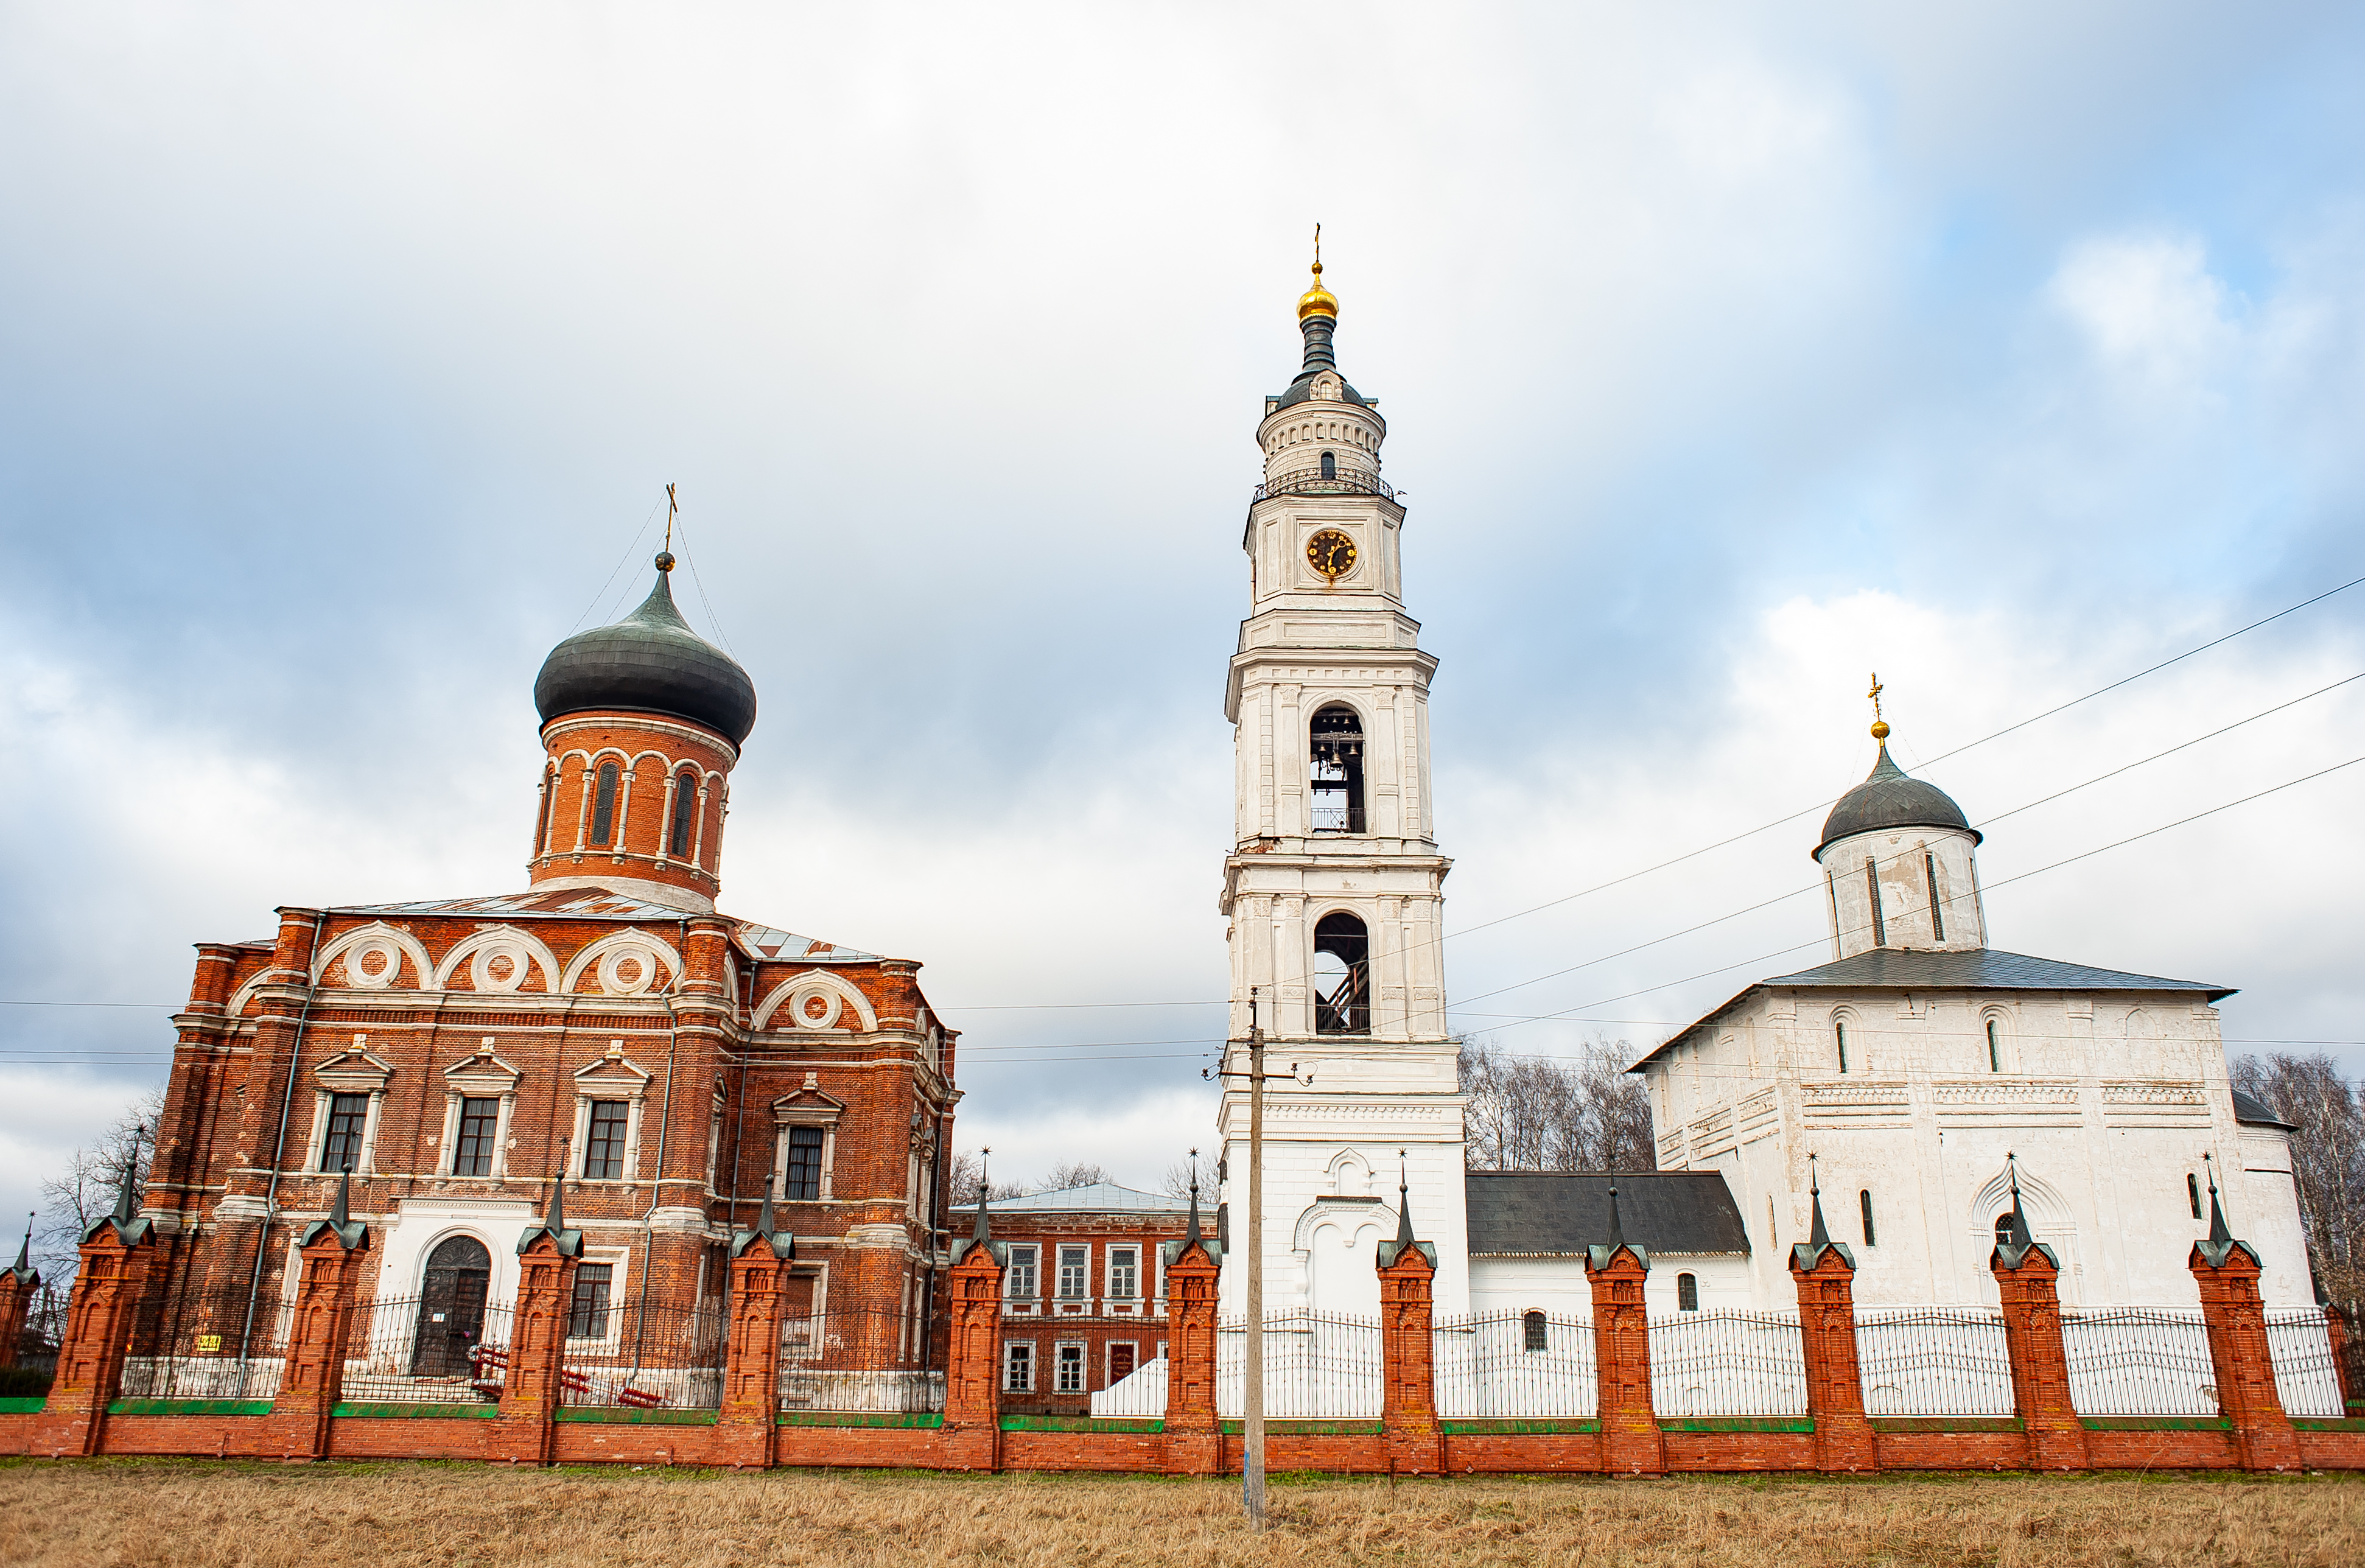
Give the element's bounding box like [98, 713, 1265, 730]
[1207, 258, 2314, 1326]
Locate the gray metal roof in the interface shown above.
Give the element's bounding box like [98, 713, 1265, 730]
[1634, 947, 2235, 1071]
[534, 563, 757, 746]
[1816, 743, 1976, 856]
[1465, 1171, 1750, 1256]
[2232, 1087, 2296, 1130]
[951, 1181, 1186, 1216]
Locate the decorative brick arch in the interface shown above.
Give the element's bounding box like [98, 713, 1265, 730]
[433, 926, 562, 995]
[751, 970, 878, 1034]
[559, 929, 684, 997]
[314, 923, 434, 991]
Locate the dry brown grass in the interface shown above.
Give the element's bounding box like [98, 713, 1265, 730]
[1, 1460, 2356, 1567]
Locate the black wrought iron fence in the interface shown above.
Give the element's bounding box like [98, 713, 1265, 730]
[1648, 1309, 1806, 1417]
[2262, 1308, 2346, 1418]
[2059, 1307, 2216, 1418]
[1433, 1310, 1596, 1418]
[340, 1295, 514, 1406]
[121, 1287, 290, 1401]
[1854, 1307, 2014, 1416]
[560, 1298, 725, 1410]
[777, 1303, 942, 1413]
[1214, 1309, 1384, 1419]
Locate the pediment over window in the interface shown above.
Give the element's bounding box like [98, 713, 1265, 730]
[315, 1048, 396, 1095]
[444, 1045, 524, 1097]
[773, 1081, 846, 1128]
[574, 1044, 653, 1096]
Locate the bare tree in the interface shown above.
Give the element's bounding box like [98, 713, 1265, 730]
[1040, 1160, 1110, 1192]
[35, 1087, 164, 1290]
[2233, 1052, 2365, 1320]
[1159, 1157, 1207, 1202]
[1460, 1036, 1655, 1172]
[946, 1150, 1027, 1208]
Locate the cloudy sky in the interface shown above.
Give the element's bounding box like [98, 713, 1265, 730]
[3, 4, 2363, 1221]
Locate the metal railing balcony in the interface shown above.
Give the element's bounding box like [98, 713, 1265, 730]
[1252, 467, 1398, 505]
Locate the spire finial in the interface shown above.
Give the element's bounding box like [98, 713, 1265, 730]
[656, 484, 678, 573]
[331, 1161, 352, 1231]
[2204, 1151, 2232, 1251]
[1185, 1147, 1202, 1245]
[757, 1166, 778, 1242]
[1605, 1181, 1625, 1251]
[547, 1139, 569, 1236]
[2003, 1151, 2034, 1253]
[1297, 228, 1338, 322]
[10, 1211, 32, 1278]
[1868, 672, 1889, 743]
[1395, 1149, 1414, 1247]
[111, 1124, 146, 1228]
[1807, 1153, 1832, 1251]
[972, 1147, 993, 1243]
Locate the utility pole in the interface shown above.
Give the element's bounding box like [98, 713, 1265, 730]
[1205, 987, 1308, 1532]
[1244, 990, 1265, 1531]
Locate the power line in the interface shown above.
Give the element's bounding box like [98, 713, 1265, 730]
[1443, 570, 2365, 944]
[571, 492, 670, 634]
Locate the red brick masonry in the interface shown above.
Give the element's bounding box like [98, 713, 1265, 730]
[2, 1219, 2358, 1475]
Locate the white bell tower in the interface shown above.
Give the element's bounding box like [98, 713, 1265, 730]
[1214, 250, 1470, 1318]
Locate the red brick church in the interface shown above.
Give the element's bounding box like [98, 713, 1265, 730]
[137, 550, 958, 1402]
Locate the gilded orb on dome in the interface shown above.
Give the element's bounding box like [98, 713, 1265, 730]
[1297, 260, 1337, 321]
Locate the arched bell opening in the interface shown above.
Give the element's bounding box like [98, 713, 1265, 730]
[1309, 705, 1365, 833]
[1313, 911, 1370, 1035]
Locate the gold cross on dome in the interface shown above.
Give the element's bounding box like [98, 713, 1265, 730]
[1867, 672, 1884, 723]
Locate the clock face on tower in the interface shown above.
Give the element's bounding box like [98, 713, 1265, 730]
[1306, 529, 1358, 581]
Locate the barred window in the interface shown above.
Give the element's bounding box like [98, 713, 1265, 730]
[1005, 1245, 1039, 1300]
[1860, 1189, 1877, 1247]
[1056, 1342, 1085, 1393]
[584, 1100, 629, 1180]
[1677, 1273, 1699, 1312]
[1522, 1311, 1547, 1351]
[1107, 1246, 1138, 1300]
[668, 770, 698, 857]
[783, 1126, 825, 1201]
[322, 1093, 368, 1172]
[454, 1097, 500, 1177]
[569, 1262, 614, 1339]
[591, 762, 619, 846]
[2188, 1173, 2203, 1220]
[1004, 1340, 1034, 1392]
[1058, 1245, 1088, 1298]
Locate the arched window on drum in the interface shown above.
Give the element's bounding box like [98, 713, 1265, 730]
[668, 769, 699, 858]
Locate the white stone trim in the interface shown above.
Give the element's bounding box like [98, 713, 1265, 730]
[314, 922, 433, 990]
[560, 928, 684, 996]
[432, 926, 562, 995]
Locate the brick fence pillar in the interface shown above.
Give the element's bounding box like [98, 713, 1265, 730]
[716, 1198, 794, 1469]
[1989, 1172, 2088, 1473]
[1161, 1222, 1222, 1476]
[2190, 1179, 2301, 1472]
[1585, 1189, 1663, 1478]
[494, 1196, 581, 1466]
[0, 1226, 37, 1371]
[941, 1216, 1004, 1472]
[263, 1176, 370, 1460]
[32, 1214, 158, 1458]
[1377, 1205, 1441, 1477]
[1789, 1191, 1876, 1474]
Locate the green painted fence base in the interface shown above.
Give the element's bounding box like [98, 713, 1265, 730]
[331, 1402, 500, 1420]
[554, 1406, 718, 1426]
[2078, 1416, 2232, 1432]
[1659, 1416, 1813, 1434]
[1218, 1419, 1384, 1436]
[1438, 1418, 1600, 1436]
[1869, 1416, 2024, 1433]
[108, 1398, 272, 1416]
[777, 1410, 944, 1429]
[998, 1415, 1161, 1434]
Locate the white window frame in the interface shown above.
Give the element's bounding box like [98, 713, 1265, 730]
[1056, 1243, 1090, 1301]
[572, 1046, 653, 1185]
[306, 1043, 394, 1176]
[1003, 1339, 1035, 1393]
[1106, 1244, 1138, 1301]
[1054, 1340, 1087, 1395]
[438, 1043, 522, 1178]
[773, 1088, 846, 1202]
[1004, 1244, 1040, 1309]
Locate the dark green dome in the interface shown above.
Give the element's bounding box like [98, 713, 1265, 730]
[1815, 743, 1976, 856]
[534, 560, 757, 746]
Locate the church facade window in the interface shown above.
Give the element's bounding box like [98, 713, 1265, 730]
[1004, 1245, 1039, 1301]
[1308, 705, 1365, 832]
[584, 1099, 630, 1179]
[533, 769, 555, 856]
[1994, 1213, 2015, 1248]
[1312, 911, 1370, 1035]
[1859, 1189, 1876, 1247]
[1864, 857, 1886, 947]
[569, 1262, 614, 1339]
[591, 761, 619, 846]
[1003, 1340, 1034, 1392]
[1834, 1020, 1849, 1074]
[1676, 1273, 1699, 1312]
[783, 1125, 825, 1201]
[1925, 852, 1945, 941]
[321, 1093, 369, 1173]
[2188, 1172, 2203, 1219]
[454, 1097, 500, 1177]
[1987, 1018, 2002, 1073]
[1320, 449, 1337, 480]
[1523, 1310, 1548, 1349]
[668, 769, 698, 857]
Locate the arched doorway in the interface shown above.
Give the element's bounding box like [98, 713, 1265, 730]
[411, 1234, 492, 1376]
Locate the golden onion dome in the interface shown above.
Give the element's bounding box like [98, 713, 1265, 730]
[1297, 259, 1338, 321]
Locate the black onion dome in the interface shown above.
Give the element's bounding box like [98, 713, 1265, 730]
[1816, 743, 1977, 856]
[534, 561, 757, 747]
